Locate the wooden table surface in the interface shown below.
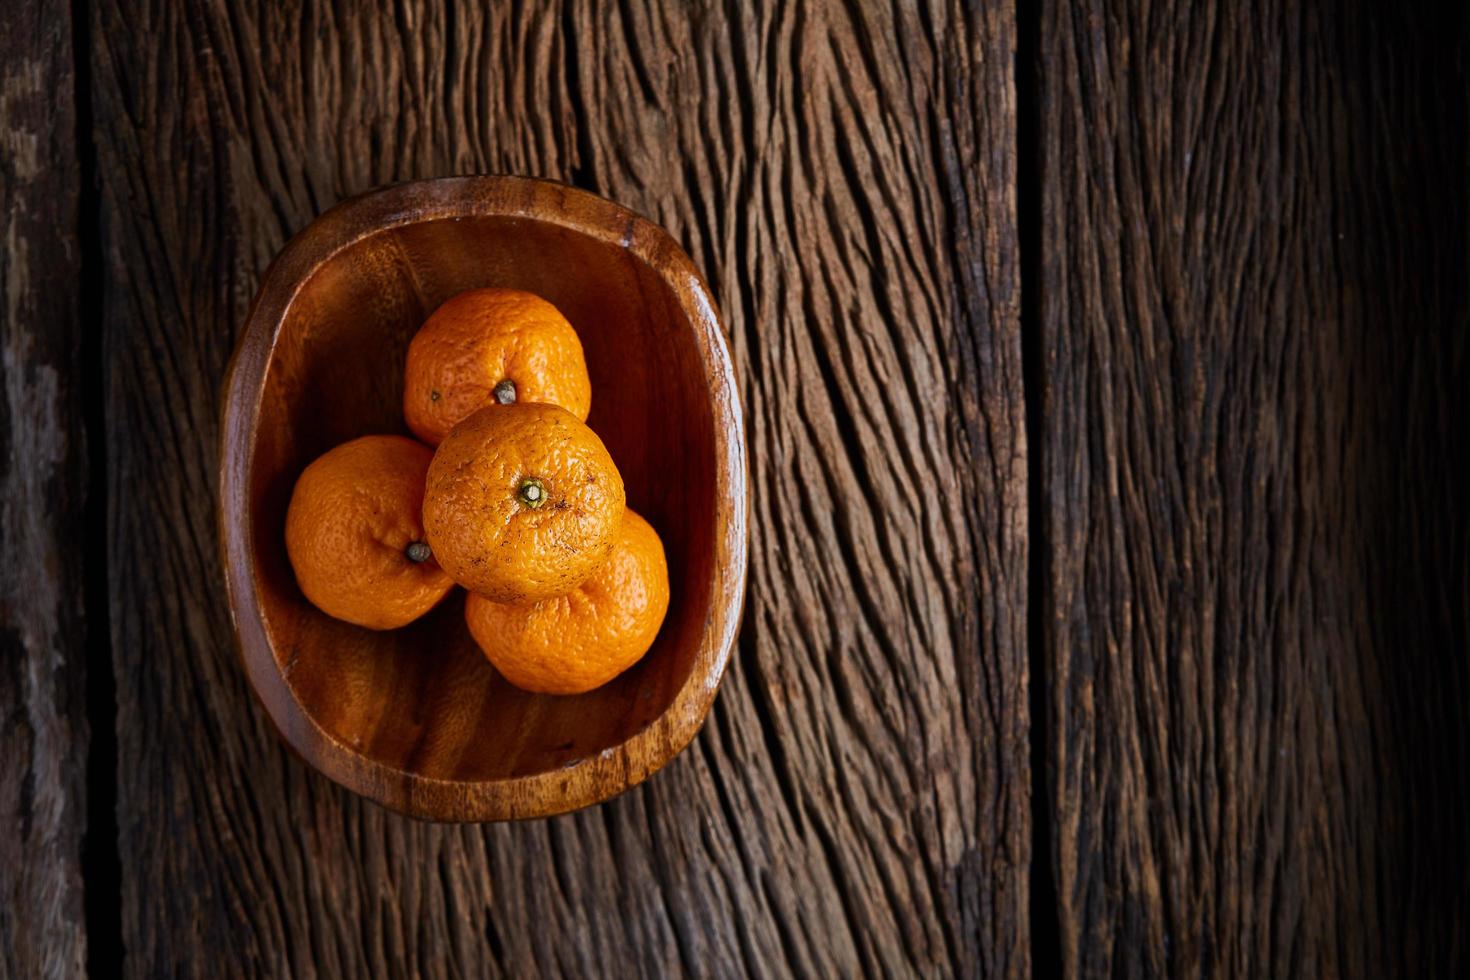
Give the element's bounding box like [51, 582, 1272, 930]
[3, 1, 1466, 977]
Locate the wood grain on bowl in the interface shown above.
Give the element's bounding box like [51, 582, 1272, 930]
[218, 177, 746, 822]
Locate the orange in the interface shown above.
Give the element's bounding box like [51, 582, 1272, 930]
[422, 402, 625, 603]
[465, 509, 670, 694]
[284, 435, 454, 630]
[403, 287, 592, 446]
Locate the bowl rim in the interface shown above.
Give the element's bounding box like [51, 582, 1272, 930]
[217, 175, 747, 822]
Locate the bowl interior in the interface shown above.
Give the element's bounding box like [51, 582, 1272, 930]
[248, 213, 718, 783]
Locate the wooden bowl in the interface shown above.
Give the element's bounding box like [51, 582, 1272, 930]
[219, 177, 746, 821]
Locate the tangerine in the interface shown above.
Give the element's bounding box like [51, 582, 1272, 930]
[422, 402, 625, 602]
[403, 287, 591, 446]
[466, 509, 669, 694]
[284, 435, 454, 629]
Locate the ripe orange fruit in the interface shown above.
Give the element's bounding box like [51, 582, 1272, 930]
[465, 509, 670, 694]
[284, 435, 454, 630]
[422, 402, 625, 603]
[403, 287, 592, 446]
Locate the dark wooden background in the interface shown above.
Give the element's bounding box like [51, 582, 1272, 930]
[2, 1, 1465, 977]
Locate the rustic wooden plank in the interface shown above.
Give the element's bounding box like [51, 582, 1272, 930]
[1038, 2, 1470, 977]
[0, 1, 90, 977]
[91, 1, 1027, 975]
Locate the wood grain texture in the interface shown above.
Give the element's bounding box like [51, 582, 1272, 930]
[1038, 2, 1470, 977]
[0, 1, 89, 977]
[92, 1, 1025, 976]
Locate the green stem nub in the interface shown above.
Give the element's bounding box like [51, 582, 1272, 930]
[405, 541, 432, 563]
[493, 379, 517, 405]
[518, 477, 547, 509]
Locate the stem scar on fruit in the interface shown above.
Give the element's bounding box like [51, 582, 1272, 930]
[405, 541, 432, 563]
[518, 477, 547, 509]
[493, 379, 517, 404]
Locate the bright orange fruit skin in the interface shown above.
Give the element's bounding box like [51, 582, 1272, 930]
[403, 287, 592, 446]
[465, 509, 670, 695]
[284, 435, 454, 630]
[422, 402, 625, 603]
